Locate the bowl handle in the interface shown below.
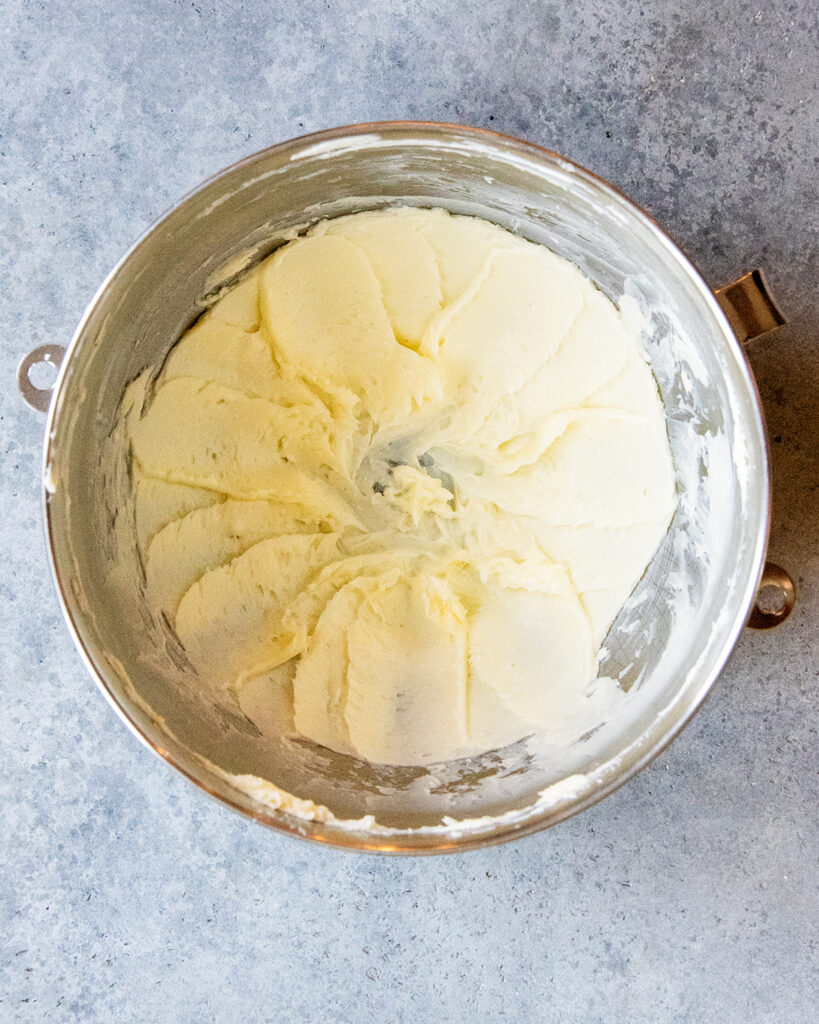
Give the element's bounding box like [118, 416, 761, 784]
[715, 270, 795, 628]
[748, 562, 796, 629]
[715, 268, 786, 344]
[17, 344, 66, 412]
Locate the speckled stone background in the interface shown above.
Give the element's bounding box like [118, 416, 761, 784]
[1, 1, 816, 1021]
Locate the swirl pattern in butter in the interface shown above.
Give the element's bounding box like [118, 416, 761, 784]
[126, 208, 676, 766]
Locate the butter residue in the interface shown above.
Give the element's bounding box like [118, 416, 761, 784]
[124, 207, 676, 767]
[206, 761, 592, 837]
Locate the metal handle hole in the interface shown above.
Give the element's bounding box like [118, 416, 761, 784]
[757, 584, 787, 615]
[27, 358, 60, 391]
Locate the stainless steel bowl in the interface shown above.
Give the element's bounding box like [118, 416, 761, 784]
[19, 122, 794, 853]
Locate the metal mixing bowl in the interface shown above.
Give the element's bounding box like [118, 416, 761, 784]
[19, 123, 794, 853]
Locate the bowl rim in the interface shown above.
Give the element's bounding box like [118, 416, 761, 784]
[41, 120, 771, 854]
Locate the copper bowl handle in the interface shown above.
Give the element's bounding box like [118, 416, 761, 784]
[17, 344, 66, 412]
[748, 562, 796, 629]
[716, 269, 794, 628]
[715, 268, 786, 344]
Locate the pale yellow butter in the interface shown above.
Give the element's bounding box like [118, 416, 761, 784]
[126, 207, 676, 766]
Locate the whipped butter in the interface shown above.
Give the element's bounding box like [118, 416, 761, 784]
[125, 207, 676, 766]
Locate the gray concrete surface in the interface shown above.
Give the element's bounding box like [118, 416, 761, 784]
[1, 1, 816, 1021]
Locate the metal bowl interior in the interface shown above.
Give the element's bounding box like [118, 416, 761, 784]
[43, 123, 769, 852]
